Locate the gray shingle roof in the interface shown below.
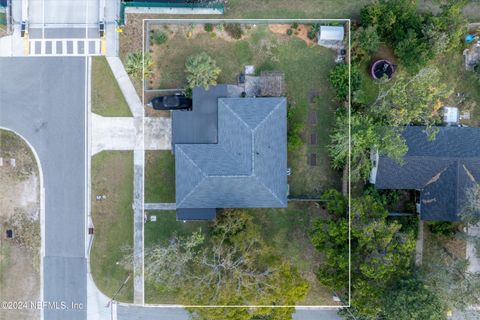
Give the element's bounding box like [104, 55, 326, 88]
[172, 85, 244, 144]
[175, 96, 288, 210]
[375, 126, 480, 221]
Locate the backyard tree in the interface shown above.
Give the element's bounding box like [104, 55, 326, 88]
[352, 26, 380, 61]
[140, 210, 308, 320]
[185, 52, 221, 92]
[360, 0, 466, 72]
[460, 183, 480, 225]
[382, 277, 447, 320]
[329, 110, 407, 183]
[311, 190, 416, 318]
[421, 237, 480, 311]
[372, 67, 451, 129]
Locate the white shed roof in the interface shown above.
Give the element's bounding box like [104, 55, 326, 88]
[443, 106, 459, 124]
[318, 26, 344, 41]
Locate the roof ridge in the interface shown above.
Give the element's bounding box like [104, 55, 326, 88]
[219, 99, 251, 131]
[455, 160, 461, 214]
[176, 145, 207, 207]
[256, 176, 286, 207]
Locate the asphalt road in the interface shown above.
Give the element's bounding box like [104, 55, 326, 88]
[28, 0, 99, 26]
[116, 306, 342, 320]
[0, 57, 87, 320]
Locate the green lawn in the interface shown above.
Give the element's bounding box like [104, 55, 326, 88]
[144, 151, 175, 203]
[249, 203, 339, 305]
[150, 24, 340, 196]
[90, 151, 134, 302]
[143, 204, 338, 305]
[91, 57, 132, 117]
[436, 51, 480, 127]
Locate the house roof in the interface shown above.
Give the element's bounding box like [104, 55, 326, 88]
[174, 95, 288, 210]
[375, 126, 480, 221]
[172, 85, 243, 145]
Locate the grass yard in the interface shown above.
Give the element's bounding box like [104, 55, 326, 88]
[144, 151, 175, 203]
[436, 51, 480, 127]
[90, 151, 134, 302]
[249, 202, 340, 305]
[144, 211, 210, 304]
[149, 24, 340, 196]
[91, 57, 132, 117]
[143, 204, 338, 305]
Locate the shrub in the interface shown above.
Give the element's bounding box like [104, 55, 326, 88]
[291, 22, 299, 29]
[151, 30, 168, 45]
[427, 221, 457, 237]
[204, 23, 213, 32]
[286, 28, 293, 36]
[329, 63, 361, 100]
[287, 107, 304, 151]
[125, 52, 153, 81]
[352, 26, 380, 61]
[224, 24, 243, 39]
[307, 23, 320, 40]
[185, 52, 221, 91]
[216, 24, 224, 32]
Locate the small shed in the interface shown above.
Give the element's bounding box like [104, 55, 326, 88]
[317, 26, 344, 47]
[442, 106, 459, 125]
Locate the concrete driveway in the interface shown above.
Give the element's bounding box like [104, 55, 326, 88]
[0, 57, 88, 320]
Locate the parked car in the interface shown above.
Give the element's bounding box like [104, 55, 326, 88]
[147, 95, 192, 111]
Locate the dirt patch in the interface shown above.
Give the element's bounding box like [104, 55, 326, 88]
[0, 130, 40, 320]
[268, 24, 316, 46]
[372, 44, 397, 64]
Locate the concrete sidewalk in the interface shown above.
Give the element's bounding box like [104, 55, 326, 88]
[106, 57, 144, 117]
[144, 203, 176, 210]
[106, 56, 146, 305]
[91, 114, 171, 154]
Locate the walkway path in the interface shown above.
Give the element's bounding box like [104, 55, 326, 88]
[467, 224, 480, 273]
[415, 219, 424, 266]
[144, 203, 176, 210]
[107, 56, 146, 305]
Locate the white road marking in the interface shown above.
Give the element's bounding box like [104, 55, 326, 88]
[29, 39, 102, 56]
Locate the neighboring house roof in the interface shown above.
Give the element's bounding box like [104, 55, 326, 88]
[172, 85, 243, 145]
[375, 126, 480, 221]
[174, 95, 288, 212]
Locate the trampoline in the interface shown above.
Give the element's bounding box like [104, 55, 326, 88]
[371, 59, 395, 81]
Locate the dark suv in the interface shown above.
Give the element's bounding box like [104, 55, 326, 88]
[147, 95, 192, 111]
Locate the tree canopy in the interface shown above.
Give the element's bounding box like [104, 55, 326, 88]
[139, 210, 308, 320]
[361, 0, 466, 72]
[311, 190, 416, 317]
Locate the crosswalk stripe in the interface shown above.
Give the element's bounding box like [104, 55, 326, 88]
[29, 39, 103, 56]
